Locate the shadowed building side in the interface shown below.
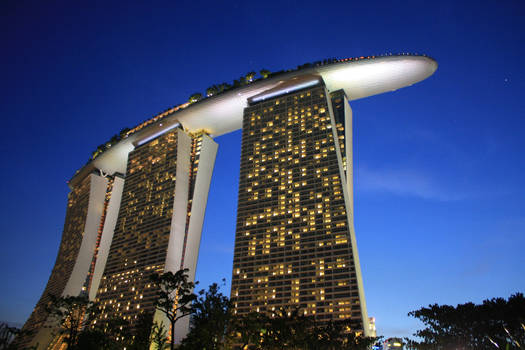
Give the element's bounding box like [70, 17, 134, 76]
[231, 81, 369, 334]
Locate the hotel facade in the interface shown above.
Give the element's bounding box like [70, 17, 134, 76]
[16, 54, 436, 348]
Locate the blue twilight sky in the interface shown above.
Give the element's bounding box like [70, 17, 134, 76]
[1, 0, 524, 339]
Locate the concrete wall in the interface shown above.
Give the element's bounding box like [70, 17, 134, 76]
[325, 88, 370, 336]
[89, 175, 125, 301]
[174, 134, 218, 343]
[152, 129, 192, 342]
[62, 173, 108, 297]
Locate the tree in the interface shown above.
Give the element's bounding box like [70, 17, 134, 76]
[45, 294, 97, 350]
[75, 316, 131, 350]
[206, 85, 219, 97]
[310, 320, 349, 350]
[245, 72, 256, 83]
[231, 312, 268, 350]
[150, 269, 197, 350]
[259, 69, 271, 79]
[217, 83, 231, 93]
[260, 308, 313, 350]
[179, 281, 233, 350]
[188, 93, 203, 103]
[109, 134, 120, 145]
[129, 312, 154, 350]
[119, 127, 131, 139]
[341, 332, 378, 350]
[407, 292, 525, 349]
[150, 321, 169, 350]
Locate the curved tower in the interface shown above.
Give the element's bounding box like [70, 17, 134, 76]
[16, 173, 111, 348]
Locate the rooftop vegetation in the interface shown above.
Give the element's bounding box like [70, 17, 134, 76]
[79, 53, 428, 177]
[90, 127, 131, 160]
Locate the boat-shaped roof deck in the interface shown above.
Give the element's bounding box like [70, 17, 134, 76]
[69, 54, 437, 187]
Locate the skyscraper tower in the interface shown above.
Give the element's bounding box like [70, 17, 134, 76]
[16, 127, 218, 348]
[231, 76, 369, 333]
[93, 128, 217, 343]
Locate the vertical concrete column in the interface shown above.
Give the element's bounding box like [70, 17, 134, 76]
[152, 129, 192, 341]
[325, 89, 370, 336]
[174, 134, 218, 343]
[89, 175, 125, 301]
[164, 129, 192, 274]
[62, 173, 108, 297]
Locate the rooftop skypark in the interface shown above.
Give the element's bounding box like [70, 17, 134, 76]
[86, 54, 434, 160]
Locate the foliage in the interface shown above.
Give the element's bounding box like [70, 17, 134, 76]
[45, 294, 97, 349]
[407, 292, 525, 350]
[259, 69, 271, 79]
[25, 272, 378, 350]
[229, 308, 377, 350]
[75, 316, 131, 350]
[128, 312, 154, 350]
[259, 307, 313, 349]
[340, 331, 378, 350]
[45, 296, 150, 350]
[178, 280, 377, 350]
[245, 72, 256, 83]
[90, 127, 130, 160]
[150, 321, 169, 350]
[150, 269, 197, 350]
[76, 313, 155, 350]
[311, 320, 351, 350]
[0, 322, 20, 350]
[179, 280, 233, 350]
[231, 312, 268, 350]
[188, 93, 203, 103]
[206, 85, 219, 97]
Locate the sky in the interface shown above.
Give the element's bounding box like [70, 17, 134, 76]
[1, 0, 524, 339]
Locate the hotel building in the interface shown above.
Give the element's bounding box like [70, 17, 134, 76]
[231, 79, 367, 332]
[16, 54, 437, 348]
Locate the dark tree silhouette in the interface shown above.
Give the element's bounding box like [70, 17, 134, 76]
[180, 281, 232, 350]
[149, 321, 169, 350]
[75, 316, 131, 350]
[45, 294, 97, 350]
[407, 292, 525, 349]
[128, 312, 154, 350]
[231, 312, 268, 350]
[259, 69, 271, 79]
[245, 72, 256, 83]
[206, 85, 219, 97]
[150, 269, 196, 350]
[188, 93, 203, 103]
[261, 307, 313, 349]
